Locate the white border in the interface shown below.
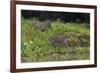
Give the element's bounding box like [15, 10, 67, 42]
[16, 5, 94, 69]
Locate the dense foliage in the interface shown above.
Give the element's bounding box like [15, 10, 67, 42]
[21, 18, 90, 62]
[21, 10, 90, 23]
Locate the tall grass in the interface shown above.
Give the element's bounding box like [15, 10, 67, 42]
[21, 18, 90, 63]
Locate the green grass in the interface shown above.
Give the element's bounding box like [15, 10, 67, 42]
[21, 18, 90, 63]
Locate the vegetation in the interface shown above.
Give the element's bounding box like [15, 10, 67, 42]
[21, 17, 90, 63]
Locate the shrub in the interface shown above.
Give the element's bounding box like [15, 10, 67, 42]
[64, 32, 90, 47]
